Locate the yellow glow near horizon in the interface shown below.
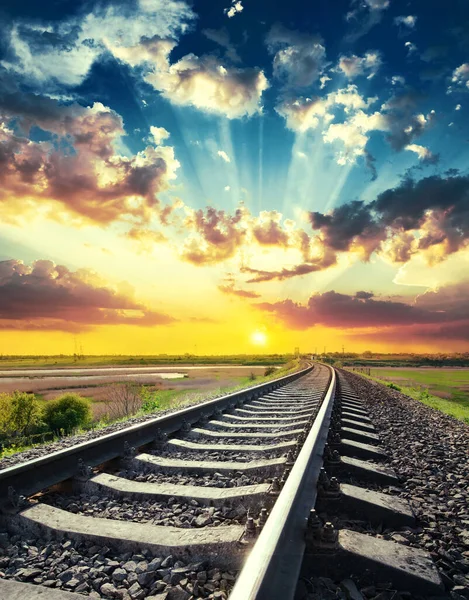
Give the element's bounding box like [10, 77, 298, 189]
[251, 330, 267, 346]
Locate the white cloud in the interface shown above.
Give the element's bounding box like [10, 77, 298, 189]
[218, 150, 231, 163]
[391, 76, 406, 86]
[266, 25, 328, 88]
[297, 151, 307, 159]
[224, 185, 231, 191]
[394, 15, 417, 28]
[113, 39, 268, 119]
[452, 63, 469, 89]
[149, 126, 170, 145]
[405, 144, 436, 162]
[455, 104, 462, 111]
[276, 85, 376, 134]
[276, 96, 332, 133]
[405, 42, 418, 56]
[337, 51, 381, 79]
[1, 1, 194, 89]
[224, 0, 243, 18]
[319, 75, 331, 89]
[323, 110, 388, 163]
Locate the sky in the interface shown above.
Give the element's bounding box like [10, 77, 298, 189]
[0, 0, 468, 355]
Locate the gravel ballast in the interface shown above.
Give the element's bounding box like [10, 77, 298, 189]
[340, 369, 469, 599]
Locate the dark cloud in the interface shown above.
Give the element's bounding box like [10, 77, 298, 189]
[0, 259, 175, 331]
[309, 173, 469, 265]
[256, 283, 469, 332]
[242, 262, 330, 283]
[309, 200, 383, 255]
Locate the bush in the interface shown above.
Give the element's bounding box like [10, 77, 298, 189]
[0, 391, 42, 442]
[103, 383, 142, 420]
[387, 383, 401, 391]
[249, 372, 256, 381]
[140, 387, 160, 413]
[43, 394, 91, 434]
[264, 366, 276, 377]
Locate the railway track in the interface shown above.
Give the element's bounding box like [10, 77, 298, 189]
[0, 364, 445, 600]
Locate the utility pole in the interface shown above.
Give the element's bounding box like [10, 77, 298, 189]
[342, 345, 345, 356]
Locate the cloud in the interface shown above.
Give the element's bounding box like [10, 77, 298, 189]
[318, 89, 435, 165]
[405, 42, 418, 56]
[391, 76, 406, 86]
[202, 27, 241, 63]
[149, 126, 170, 145]
[348, 282, 469, 343]
[0, 93, 180, 225]
[336, 52, 381, 79]
[405, 144, 439, 164]
[121, 41, 268, 118]
[455, 104, 461, 111]
[224, 0, 243, 18]
[1, 1, 194, 89]
[0, 259, 175, 331]
[125, 227, 167, 253]
[345, 0, 390, 43]
[217, 150, 231, 163]
[266, 25, 328, 88]
[218, 276, 260, 298]
[276, 84, 375, 135]
[394, 15, 417, 29]
[180, 206, 248, 265]
[242, 263, 329, 283]
[256, 289, 445, 331]
[310, 200, 383, 257]
[276, 96, 332, 133]
[309, 173, 469, 267]
[451, 63, 469, 89]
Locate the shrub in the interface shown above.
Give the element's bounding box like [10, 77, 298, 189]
[387, 383, 401, 391]
[43, 394, 91, 434]
[0, 391, 42, 441]
[103, 383, 142, 420]
[140, 387, 160, 413]
[264, 366, 276, 377]
[249, 372, 256, 381]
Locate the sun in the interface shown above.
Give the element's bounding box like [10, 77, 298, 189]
[251, 330, 267, 346]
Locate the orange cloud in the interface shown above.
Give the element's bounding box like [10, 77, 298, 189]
[0, 259, 175, 331]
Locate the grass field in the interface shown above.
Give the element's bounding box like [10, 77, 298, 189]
[360, 367, 469, 424]
[0, 354, 291, 369]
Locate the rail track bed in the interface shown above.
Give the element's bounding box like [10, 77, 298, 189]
[295, 369, 468, 600]
[0, 365, 329, 599]
[0, 363, 466, 600]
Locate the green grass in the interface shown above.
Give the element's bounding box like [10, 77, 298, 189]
[351, 367, 469, 425]
[0, 354, 292, 369]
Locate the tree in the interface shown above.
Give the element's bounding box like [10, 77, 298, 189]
[0, 391, 41, 442]
[43, 394, 91, 434]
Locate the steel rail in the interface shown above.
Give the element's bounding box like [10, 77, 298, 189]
[0, 365, 312, 508]
[230, 365, 336, 600]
